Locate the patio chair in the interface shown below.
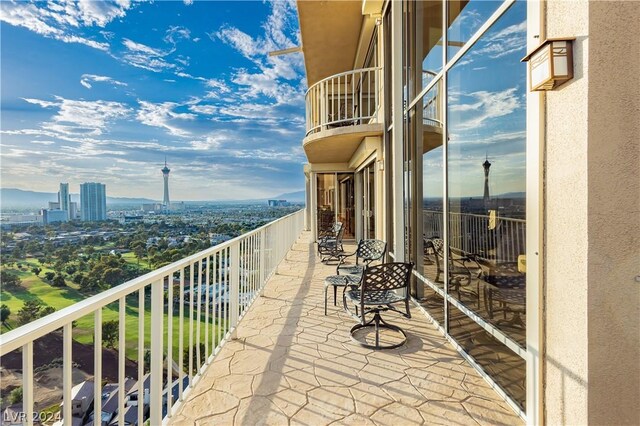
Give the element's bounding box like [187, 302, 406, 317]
[317, 222, 344, 262]
[336, 238, 387, 278]
[345, 262, 413, 350]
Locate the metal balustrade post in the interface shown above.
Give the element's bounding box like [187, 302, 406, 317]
[22, 342, 33, 426]
[150, 279, 164, 426]
[230, 242, 240, 339]
[63, 323, 72, 424]
[259, 229, 266, 294]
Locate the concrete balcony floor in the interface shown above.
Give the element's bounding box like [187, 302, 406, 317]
[171, 232, 522, 425]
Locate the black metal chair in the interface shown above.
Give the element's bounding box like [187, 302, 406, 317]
[336, 239, 387, 278]
[317, 222, 344, 262]
[345, 262, 413, 350]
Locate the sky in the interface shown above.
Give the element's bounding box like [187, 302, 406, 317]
[0, 0, 306, 201]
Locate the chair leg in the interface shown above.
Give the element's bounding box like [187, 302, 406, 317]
[333, 285, 337, 306]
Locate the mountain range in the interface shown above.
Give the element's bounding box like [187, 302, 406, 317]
[0, 188, 305, 209]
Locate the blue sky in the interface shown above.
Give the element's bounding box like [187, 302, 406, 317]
[1, 0, 306, 201]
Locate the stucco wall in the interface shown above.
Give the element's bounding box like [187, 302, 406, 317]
[545, 1, 640, 424]
[586, 1, 640, 424]
[544, 1, 590, 423]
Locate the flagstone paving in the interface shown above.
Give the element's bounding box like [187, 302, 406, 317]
[171, 232, 522, 425]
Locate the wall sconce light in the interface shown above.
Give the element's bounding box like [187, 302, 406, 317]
[522, 38, 575, 91]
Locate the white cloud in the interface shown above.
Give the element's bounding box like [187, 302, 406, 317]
[449, 88, 521, 130]
[23, 96, 131, 136]
[80, 74, 128, 89]
[0, 0, 134, 51]
[183, 0, 194, 5]
[136, 101, 196, 137]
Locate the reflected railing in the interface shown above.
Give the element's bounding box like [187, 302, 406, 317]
[422, 70, 443, 128]
[423, 209, 526, 262]
[0, 210, 305, 425]
[305, 67, 381, 136]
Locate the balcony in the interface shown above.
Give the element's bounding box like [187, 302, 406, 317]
[303, 68, 383, 163]
[0, 209, 522, 425]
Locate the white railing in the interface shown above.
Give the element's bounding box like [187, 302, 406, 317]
[422, 70, 442, 128]
[423, 209, 526, 262]
[0, 209, 305, 426]
[305, 67, 381, 136]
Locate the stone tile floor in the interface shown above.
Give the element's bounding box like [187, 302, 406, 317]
[171, 232, 523, 425]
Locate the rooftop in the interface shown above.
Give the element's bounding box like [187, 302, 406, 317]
[170, 233, 522, 425]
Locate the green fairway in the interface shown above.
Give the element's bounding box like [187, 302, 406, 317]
[1, 261, 226, 363]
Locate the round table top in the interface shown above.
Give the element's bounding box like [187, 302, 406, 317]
[324, 275, 360, 287]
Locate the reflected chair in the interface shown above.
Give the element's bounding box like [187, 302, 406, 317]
[345, 262, 413, 350]
[424, 237, 481, 307]
[336, 239, 387, 278]
[317, 222, 344, 262]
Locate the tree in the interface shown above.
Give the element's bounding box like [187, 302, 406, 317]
[0, 304, 10, 325]
[8, 387, 22, 405]
[102, 320, 119, 348]
[17, 300, 44, 325]
[31, 266, 42, 276]
[44, 271, 55, 281]
[102, 268, 124, 287]
[52, 274, 66, 287]
[0, 270, 22, 289]
[39, 306, 56, 318]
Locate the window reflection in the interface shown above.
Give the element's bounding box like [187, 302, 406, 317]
[447, 0, 527, 409]
[447, 0, 502, 60]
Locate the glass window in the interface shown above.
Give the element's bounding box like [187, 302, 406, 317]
[316, 173, 336, 236]
[447, 0, 527, 409]
[447, 0, 503, 60]
[337, 173, 355, 239]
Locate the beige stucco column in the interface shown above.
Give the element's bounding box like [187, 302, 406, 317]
[544, 1, 640, 424]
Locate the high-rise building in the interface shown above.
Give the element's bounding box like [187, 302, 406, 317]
[80, 182, 106, 221]
[58, 183, 70, 219]
[482, 157, 491, 208]
[69, 202, 78, 220]
[161, 159, 171, 209]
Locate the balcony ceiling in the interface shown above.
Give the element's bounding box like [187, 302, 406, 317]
[303, 123, 383, 163]
[297, 1, 363, 87]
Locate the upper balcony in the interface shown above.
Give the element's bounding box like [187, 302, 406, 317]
[303, 67, 383, 164]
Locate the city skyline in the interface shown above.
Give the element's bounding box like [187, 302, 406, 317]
[0, 1, 306, 200]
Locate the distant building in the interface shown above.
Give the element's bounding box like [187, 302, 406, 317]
[49, 201, 61, 210]
[141, 203, 164, 213]
[0, 214, 43, 227]
[59, 182, 70, 219]
[268, 199, 288, 206]
[59, 380, 94, 418]
[80, 182, 107, 221]
[69, 201, 78, 220]
[119, 215, 144, 225]
[41, 209, 68, 224]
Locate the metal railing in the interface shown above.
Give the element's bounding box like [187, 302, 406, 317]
[423, 210, 526, 262]
[422, 70, 443, 128]
[0, 209, 305, 425]
[305, 67, 381, 136]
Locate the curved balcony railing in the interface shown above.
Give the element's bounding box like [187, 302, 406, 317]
[305, 67, 381, 136]
[0, 210, 305, 425]
[422, 70, 443, 128]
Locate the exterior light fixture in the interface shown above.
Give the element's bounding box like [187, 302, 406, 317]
[522, 38, 575, 91]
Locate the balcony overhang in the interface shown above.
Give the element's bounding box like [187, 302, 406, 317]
[303, 123, 383, 163]
[423, 126, 444, 153]
[297, 1, 363, 86]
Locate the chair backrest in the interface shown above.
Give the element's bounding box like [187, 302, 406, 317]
[356, 239, 387, 264]
[360, 262, 413, 295]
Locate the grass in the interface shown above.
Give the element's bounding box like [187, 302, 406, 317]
[1, 258, 226, 363]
